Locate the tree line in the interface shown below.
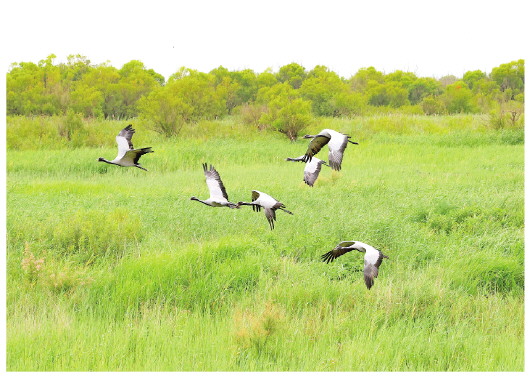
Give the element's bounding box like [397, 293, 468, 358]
[6, 54, 524, 139]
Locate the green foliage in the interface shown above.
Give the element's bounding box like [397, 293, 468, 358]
[367, 82, 410, 107]
[349, 66, 385, 91]
[238, 103, 268, 129]
[57, 110, 86, 142]
[5, 56, 525, 121]
[490, 59, 524, 96]
[138, 86, 192, 137]
[442, 81, 477, 113]
[277, 62, 307, 89]
[487, 100, 525, 130]
[332, 91, 367, 117]
[421, 95, 445, 115]
[7, 56, 164, 119]
[259, 86, 313, 140]
[463, 70, 487, 89]
[48, 208, 142, 263]
[300, 66, 351, 116]
[408, 77, 442, 105]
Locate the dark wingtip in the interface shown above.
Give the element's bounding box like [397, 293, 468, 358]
[321, 251, 334, 264]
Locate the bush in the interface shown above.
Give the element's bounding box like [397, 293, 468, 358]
[48, 208, 142, 263]
[487, 101, 524, 130]
[421, 96, 446, 115]
[58, 110, 87, 145]
[259, 97, 313, 141]
[238, 103, 268, 130]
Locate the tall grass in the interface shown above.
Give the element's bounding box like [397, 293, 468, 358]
[6, 115, 524, 371]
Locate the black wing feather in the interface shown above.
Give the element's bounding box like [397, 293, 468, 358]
[302, 135, 330, 162]
[118, 124, 135, 149]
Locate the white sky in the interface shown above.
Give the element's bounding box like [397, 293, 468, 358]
[1, 0, 528, 80]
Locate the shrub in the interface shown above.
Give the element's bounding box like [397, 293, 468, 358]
[238, 103, 268, 130]
[259, 97, 313, 141]
[58, 110, 88, 146]
[421, 96, 446, 115]
[49, 208, 142, 263]
[232, 301, 286, 359]
[487, 101, 524, 130]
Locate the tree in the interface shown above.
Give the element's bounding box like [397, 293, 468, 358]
[439, 75, 458, 87]
[138, 86, 193, 137]
[7, 61, 42, 115]
[385, 70, 418, 89]
[61, 54, 92, 83]
[332, 91, 366, 117]
[69, 83, 104, 117]
[167, 71, 225, 121]
[257, 69, 278, 89]
[76, 64, 121, 118]
[116, 60, 163, 118]
[277, 63, 307, 89]
[367, 82, 409, 107]
[442, 81, 476, 113]
[6, 56, 65, 115]
[408, 77, 442, 105]
[260, 97, 312, 141]
[258, 83, 312, 140]
[256, 82, 297, 104]
[463, 70, 486, 90]
[350, 67, 384, 92]
[300, 65, 351, 116]
[490, 59, 524, 97]
[421, 96, 445, 115]
[210, 67, 259, 112]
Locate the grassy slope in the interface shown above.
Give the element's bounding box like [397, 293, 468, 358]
[6, 116, 524, 371]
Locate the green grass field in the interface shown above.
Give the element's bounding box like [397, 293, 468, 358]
[6, 115, 524, 371]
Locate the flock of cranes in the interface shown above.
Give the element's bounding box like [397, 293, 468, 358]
[98, 124, 389, 289]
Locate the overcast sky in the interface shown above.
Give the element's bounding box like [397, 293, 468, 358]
[1, 0, 528, 80]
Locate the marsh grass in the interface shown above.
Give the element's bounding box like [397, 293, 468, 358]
[6, 115, 524, 371]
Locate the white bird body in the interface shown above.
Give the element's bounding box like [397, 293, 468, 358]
[250, 190, 278, 208]
[98, 125, 153, 171]
[302, 128, 358, 171]
[191, 163, 238, 208]
[286, 156, 328, 186]
[321, 240, 389, 289]
[237, 190, 293, 230]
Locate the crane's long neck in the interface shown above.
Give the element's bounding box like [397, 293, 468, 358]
[238, 201, 261, 212]
[237, 202, 255, 207]
[191, 197, 212, 206]
[98, 158, 119, 166]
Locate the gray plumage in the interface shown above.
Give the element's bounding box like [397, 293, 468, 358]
[321, 241, 389, 289]
[286, 156, 328, 187]
[98, 124, 153, 171]
[237, 190, 293, 230]
[302, 129, 358, 171]
[190, 163, 238, 208]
